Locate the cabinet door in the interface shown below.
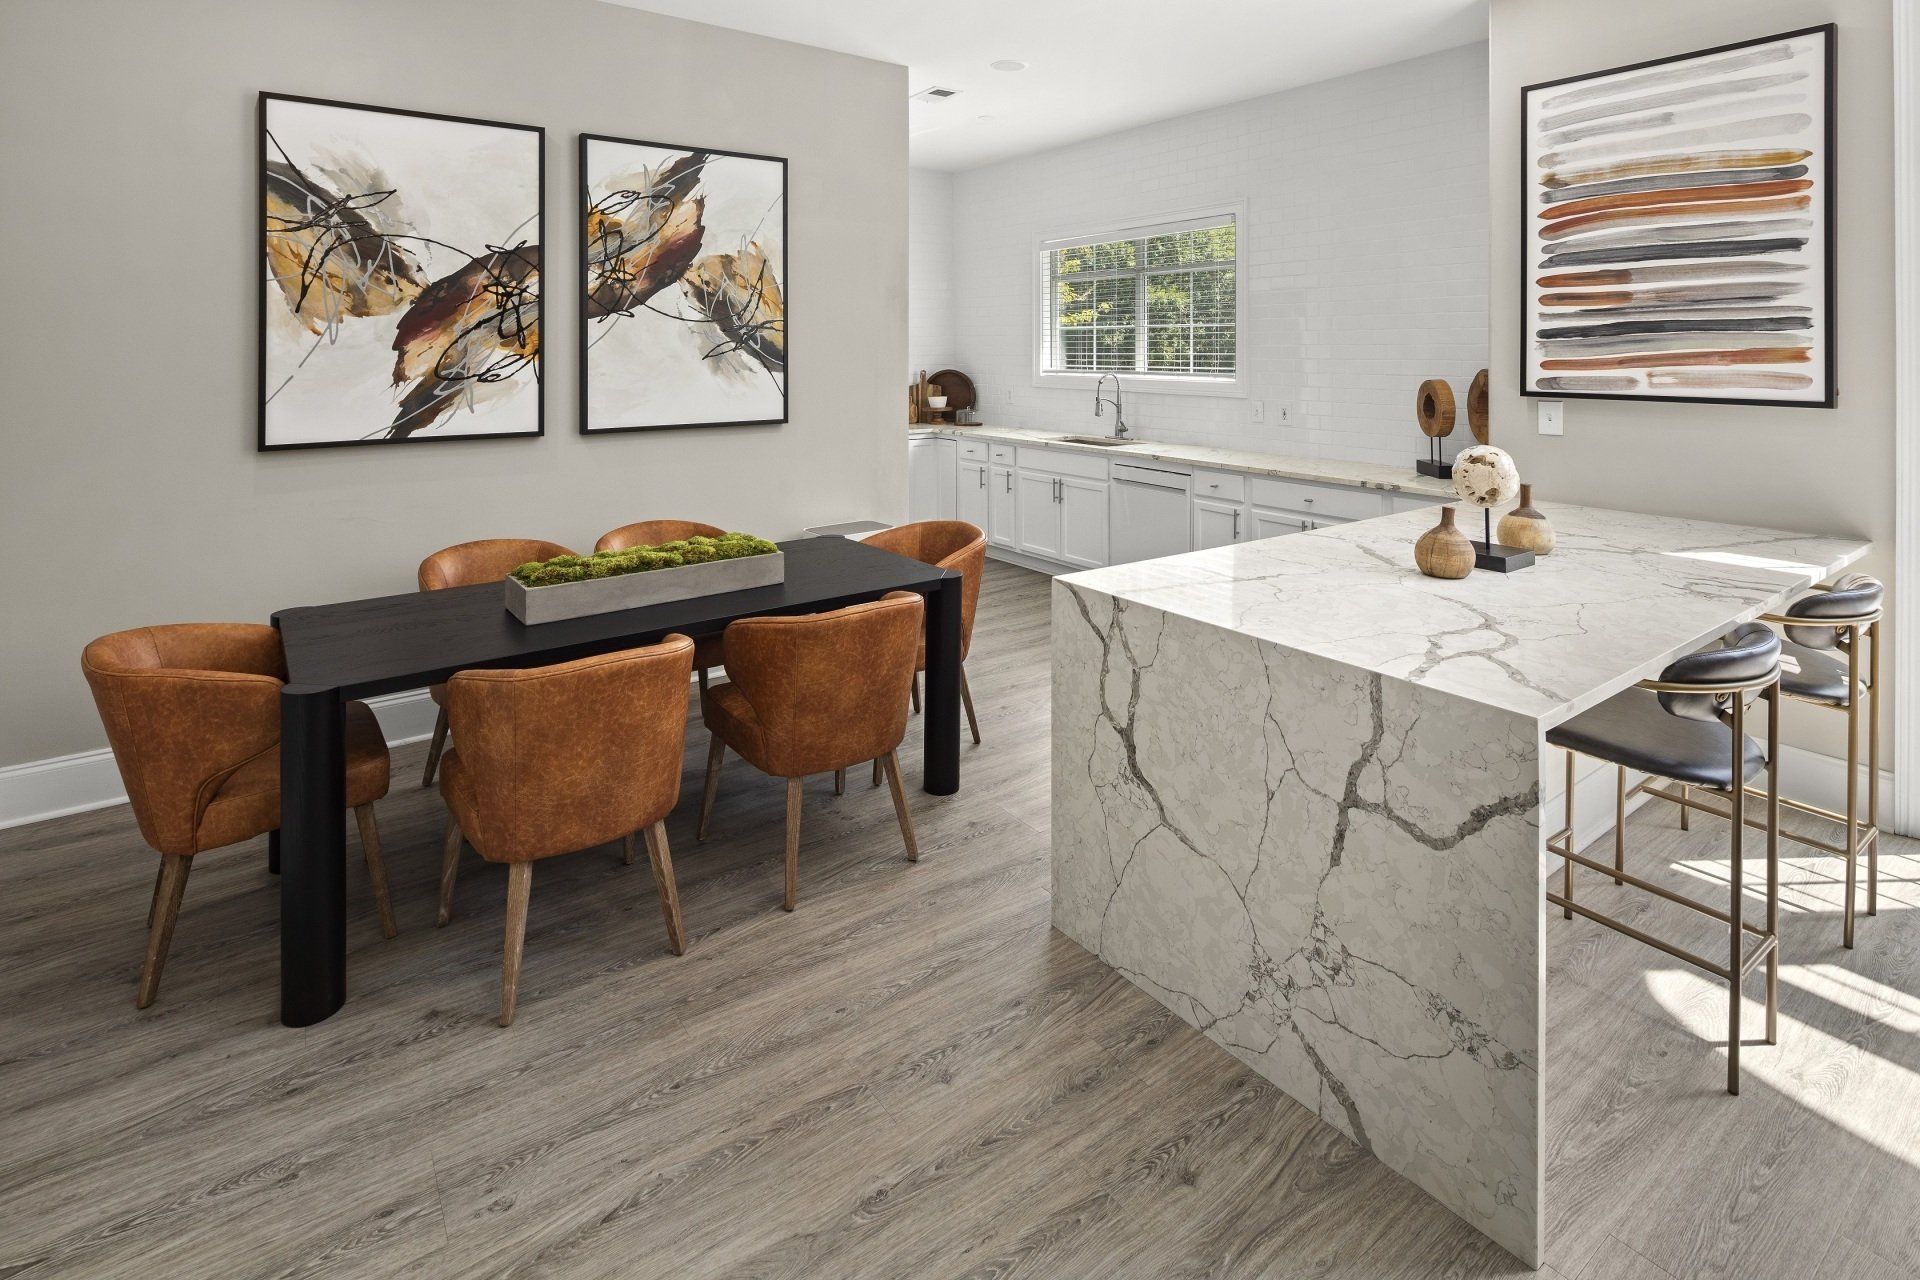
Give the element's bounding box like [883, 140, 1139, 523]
[989, 466, 1018, 548]
[1249, 507, 1309, 541]
[1192, 496, 1243, 550]
[907, 438, 941, 521]
[936, 441, 959, 520]
[1058, 477, 1110, 569]
[1016, 472, 1063, 560]
[957, 460, 990, 533]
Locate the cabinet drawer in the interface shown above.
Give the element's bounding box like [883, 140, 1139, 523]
[1248, 476, 1386, 522]
[1192, 470, 1246, 503]
[989, 444, 1016, 464]
[1017, 446, 1110, 481]
[957, 438, 988, 461]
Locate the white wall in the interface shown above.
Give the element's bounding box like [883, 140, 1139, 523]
[0, 0, 907, 767]
[909, 168, 959, 379]
[946, 42, 1490, 463]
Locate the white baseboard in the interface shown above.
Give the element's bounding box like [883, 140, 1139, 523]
[0, 689, 440, 832]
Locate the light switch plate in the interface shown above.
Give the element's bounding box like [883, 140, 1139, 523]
[1537, 400, 1564, 436]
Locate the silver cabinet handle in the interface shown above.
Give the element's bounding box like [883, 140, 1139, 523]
[1005, 473, 1012, 493]
[1304, 497, 1314, 506]
[979, 469, 986, 488]
[1232, 510, 1241, 539]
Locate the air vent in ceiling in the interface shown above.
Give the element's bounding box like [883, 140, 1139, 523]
[910, 86, 960, 103]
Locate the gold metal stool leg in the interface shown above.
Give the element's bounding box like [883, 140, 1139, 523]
[1843, 625, 1861, 948]
[1868, 618, 1881, 917]
[1765, 683, 1781, 1047]
[1728, 694, 1747, 1096]
[1614, 765, 1627, 884]
[1562, 750, 1575, 920]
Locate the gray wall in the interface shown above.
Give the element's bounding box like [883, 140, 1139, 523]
[1491, 0, 1894, 763]
[0, 0, 906, 766]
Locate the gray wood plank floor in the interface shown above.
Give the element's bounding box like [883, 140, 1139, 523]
[2, 559, 1916, 1279]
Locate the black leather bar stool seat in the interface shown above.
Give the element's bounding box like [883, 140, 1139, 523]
[1779, 639, 1866, 706]
[1547, 688, 1766, 789]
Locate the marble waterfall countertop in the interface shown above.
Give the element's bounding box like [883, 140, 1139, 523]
[1057, 502, 1869, 729]
[908, 424, 1457, 498]
[1050, 503, 1867, 1265]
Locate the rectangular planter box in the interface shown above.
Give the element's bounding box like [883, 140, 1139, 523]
[505, 551, 786, 625]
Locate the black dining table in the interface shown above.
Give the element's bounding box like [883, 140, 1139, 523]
[269, 536, 962, 1027]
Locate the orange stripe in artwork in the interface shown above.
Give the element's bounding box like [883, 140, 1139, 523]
[1539, 347, 1813, 370]
[1541, 194, 1812, 240]
[1538, 291, 1634, 308]
[1541, 149, 1813, 189]
[1540, 179, 1813, 221]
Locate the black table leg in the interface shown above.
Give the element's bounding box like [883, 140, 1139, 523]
[267, 829, 280, 875]
[280, 684, 346, 1027]
[923, 574, 962, 795]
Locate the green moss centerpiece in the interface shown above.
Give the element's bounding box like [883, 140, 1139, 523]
[504, 533, 784, 624]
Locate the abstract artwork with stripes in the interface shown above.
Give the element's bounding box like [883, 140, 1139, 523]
[1521, 26, 1835, 407]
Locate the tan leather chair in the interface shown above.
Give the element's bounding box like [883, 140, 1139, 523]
[863, 520, 988, 766]
[435, 636, 696, 1026]
[697, 593, 922, 911]
[595, 520, 729, 690]
[416, 538, 575, 787]
[81, 623, 394, 1008]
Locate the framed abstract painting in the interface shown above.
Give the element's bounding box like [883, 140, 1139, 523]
[579, 134, 787, 433]
[1519, 25, 1835, 407]
[259, 92, 544, 450]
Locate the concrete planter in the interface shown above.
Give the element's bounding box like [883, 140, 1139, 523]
[505, 551, 786, 625]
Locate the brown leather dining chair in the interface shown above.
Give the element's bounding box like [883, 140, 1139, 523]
[81, 623, 395, 1008]
[596, 519, 730, 691]
[862, 520, 987, 775]
[697, 593, 922, 911]
[416, 538, 575, 787]
[435, 636, 695, 1026]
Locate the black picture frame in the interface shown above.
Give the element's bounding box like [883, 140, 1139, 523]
[258, 91, 546, 452]
[1517, 24, 1837, 409]
[578, 132, 789, 435]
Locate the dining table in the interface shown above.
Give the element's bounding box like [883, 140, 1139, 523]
[270, 535, 962, 1027]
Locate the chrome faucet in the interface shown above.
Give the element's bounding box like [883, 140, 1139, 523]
[1093, 373, 1129, 439]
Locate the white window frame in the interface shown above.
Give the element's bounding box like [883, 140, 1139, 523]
[1030, 201, 1248, 398]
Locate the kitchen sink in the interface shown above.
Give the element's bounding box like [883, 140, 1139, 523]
[1059, 435, 1139, 447]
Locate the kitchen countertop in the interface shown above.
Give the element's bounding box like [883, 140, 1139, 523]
[908, 423, 1457, 498]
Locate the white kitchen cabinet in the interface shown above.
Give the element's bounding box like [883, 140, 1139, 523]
[1249, 507, 1311, 540]
[1016, 471, 1064, 560]
[908, 436, 957, 521]
[957, 459, 990, 534]
[1058, 475, 1110, 568]
[989, 465, 1018, 548]
[1193, 496, 1244, 550]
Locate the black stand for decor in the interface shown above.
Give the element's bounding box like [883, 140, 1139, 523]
[1416, 436, 1453, 479]
[1471, 507, 1533, 573]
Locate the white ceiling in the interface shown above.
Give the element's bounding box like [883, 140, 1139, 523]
[606, 0, 1489, 170]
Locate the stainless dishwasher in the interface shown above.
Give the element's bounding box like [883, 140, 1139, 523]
[1109, 461, 1194, 564]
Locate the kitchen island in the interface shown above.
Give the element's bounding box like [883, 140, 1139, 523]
[1050, 503, 1868, 1266]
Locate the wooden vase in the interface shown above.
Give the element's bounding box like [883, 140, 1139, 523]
[1414, 506, 1474, 579]
[1497, 484, 1555, 555]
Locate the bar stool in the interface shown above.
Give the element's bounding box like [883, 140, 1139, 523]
[1545, 622, 1782, 1095]
[1754, 574, 1884, 947]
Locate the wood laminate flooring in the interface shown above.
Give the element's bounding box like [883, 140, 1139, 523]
[2, 560, 1917, 1278]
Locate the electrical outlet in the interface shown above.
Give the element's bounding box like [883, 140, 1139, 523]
[1537, 400, 1564, 436]
[1250, 400, 1265, 423]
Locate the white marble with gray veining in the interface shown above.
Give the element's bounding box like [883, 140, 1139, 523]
[1050, 505, 1868, 1267]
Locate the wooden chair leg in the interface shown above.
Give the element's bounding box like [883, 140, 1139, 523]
[437, 818, 463, 926]
[623, 832, 637, 866]
[422, 705, 449, 787]
[500, 862, 532, 1027]
[147, 858, 166, 930]
[911, 673, 921, 714]
[961, 664, 981, 745]
[355, 804, 397, 939]
[698, 737, 725, 842]
[834, 768, 846, 796]
[882, 751, 919, 863]
[137, 855, 191, 1009]
[783, 777, 803, 911]
[644, 821, 688, 955]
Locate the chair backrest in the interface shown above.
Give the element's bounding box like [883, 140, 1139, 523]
[596, 520, 728, 554]
[864, 520, 986, 656]
[1655, 622, 1781, 724]
[80, 624, 285, 855]
[721, 592, 924, 775]
[443, 636, 695, 861]
[1783, 573, 1883, 650]
[418, 539, 576, 591]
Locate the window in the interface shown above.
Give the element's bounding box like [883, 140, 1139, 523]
[1036, 207, 1242, 391]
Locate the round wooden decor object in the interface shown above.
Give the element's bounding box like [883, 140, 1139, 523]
[1416, 379, 1456, 438]
[928, 369, 977, 412]
[1467, 368, 1489, 444]
[1415, 506, 1473, 579]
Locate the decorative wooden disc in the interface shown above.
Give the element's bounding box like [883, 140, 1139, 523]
[1467, 368, 1489, 444]
[1416, 379, 1456, 438]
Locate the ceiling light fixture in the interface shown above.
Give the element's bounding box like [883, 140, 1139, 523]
[990, 59, 1028, 72]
